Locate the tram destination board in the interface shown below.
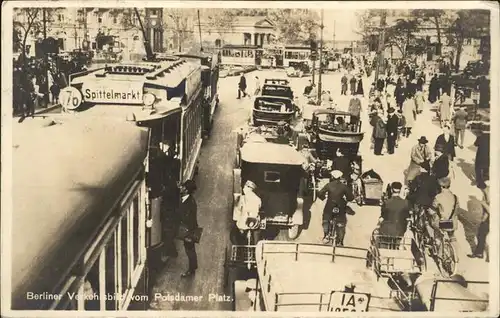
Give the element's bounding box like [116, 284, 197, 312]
[327, 291, 371, 312]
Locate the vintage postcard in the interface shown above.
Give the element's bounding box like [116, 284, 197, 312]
[1, 0, 498, 316]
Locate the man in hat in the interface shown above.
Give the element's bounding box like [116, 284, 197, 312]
[317, 170, 355, 245]
[370, 108, 386, 155]
[238, 73, 248, 99]
[452, 106, 468, 149]
[341, 73, 348, 95]
[377, 182, 411, 244]
[178, 180, 199, 277]
[236, 180, 262, 244]
[348, 95, 362, 126]
[432, 144, 450, 181]
[405, 136, 433, 185]
[276, 121, 290, 144]
[427, 177, 459, 252]
[386, 107, 399, 155]
[468, 180, 490, 261]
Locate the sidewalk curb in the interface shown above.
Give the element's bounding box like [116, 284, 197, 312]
[35, 104, 61, 115]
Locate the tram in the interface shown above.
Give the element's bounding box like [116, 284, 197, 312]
[283, 46, 312, 68]
[221, 45, 262, 66]
[56, 57, 204, 276]
[175, 51, 220, 138]
[12, 117, 150, 310]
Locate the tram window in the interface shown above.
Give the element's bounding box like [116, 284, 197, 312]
[105, 239, 117, 310]
[133, 197, 140, 267]
[120, 217, 130, 293]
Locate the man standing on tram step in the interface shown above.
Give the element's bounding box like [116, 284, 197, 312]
[179, 180, 199, 278]
[377, 182, 410, 246]
[386, 107, 399, 155]
[237, 73, 248, 99]
[317, 170, 354, 245]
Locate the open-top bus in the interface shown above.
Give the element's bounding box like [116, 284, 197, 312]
[12, 117, 150, 310]
[53, 57, 204, 272]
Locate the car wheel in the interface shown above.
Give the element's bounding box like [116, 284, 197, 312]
[288, 224, 300, 239]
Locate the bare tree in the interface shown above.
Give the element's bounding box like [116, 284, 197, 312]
[13, 8, 41, 67]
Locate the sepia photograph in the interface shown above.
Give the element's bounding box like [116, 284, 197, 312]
[1, 0, 498, 316]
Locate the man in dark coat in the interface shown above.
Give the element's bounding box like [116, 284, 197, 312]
[317, 170, 354, 245]
[238, 74, 248, 99]
[356, 77, 364, 96]
[378, 182, 411, 240]
[417, 75, 425, 92]
[386, 107, 399, 155]
[428, 74, 440, 103]
[179, 180, 199, 277]
[341, 74, 348, 95]
[349, 76, 357, 95]
[370, 109, 387, 155]
[432, 145, 450, 181]
[474, 131, 490, 189]
[434, 125, 456, 161]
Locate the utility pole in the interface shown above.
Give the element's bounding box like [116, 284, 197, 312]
[42, 8, 49, 106]
[332, 20, 336, 52]
[197, 10, 203, 52]
[374, 11, 387, 83]
[317, 9, 324, 105]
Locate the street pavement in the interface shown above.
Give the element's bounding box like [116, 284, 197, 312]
[142, 67, 489, 310]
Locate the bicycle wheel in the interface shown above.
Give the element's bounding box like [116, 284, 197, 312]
[438, 241, 458, 277]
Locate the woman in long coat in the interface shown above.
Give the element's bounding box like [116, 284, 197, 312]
[428, 74, 440, 103]
[434, 125, 456, 161]
[394, 82, 405, 110]
[402, 96, 416, 137]
[438, 92, 452, 127]
[414, 89, 425, 114]
[356, 77, 364, 96]
[349, 76, 357, 95]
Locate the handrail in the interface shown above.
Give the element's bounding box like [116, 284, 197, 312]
[429, 279, 489, 311]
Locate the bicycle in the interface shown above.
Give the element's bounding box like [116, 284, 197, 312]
[420, 220, 458, 278]
[324, 207, 343, 246]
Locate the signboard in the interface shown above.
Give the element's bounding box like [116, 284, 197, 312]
[328, 291, 370, 312]
[60, 86, 83, 110]
[82, 81, 144, 104]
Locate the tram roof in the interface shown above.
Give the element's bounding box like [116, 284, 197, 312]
[11, 117, 149, 309]
[240, 141, 304, 165]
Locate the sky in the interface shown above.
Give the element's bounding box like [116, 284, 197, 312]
[322, 10, 362, 42]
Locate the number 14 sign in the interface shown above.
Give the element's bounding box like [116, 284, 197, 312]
[328, 291, 371, 312]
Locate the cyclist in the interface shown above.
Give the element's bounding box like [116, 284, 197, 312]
[426, 177, 458, 254]
[317, 170, 354, 245]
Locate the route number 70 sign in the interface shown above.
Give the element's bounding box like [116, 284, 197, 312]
[59, 87, 83, 110]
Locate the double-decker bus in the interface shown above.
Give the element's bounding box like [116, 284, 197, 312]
[221, 45, 262, 66]
[54, 57, 204, 272]
[12, 117, 150, 310]
[175, 51, 220, 138]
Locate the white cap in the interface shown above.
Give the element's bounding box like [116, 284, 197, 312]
[331, 170, 343, 179]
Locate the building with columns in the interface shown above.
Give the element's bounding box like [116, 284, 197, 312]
[199, 16, 276, 48]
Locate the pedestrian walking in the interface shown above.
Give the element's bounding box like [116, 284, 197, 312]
[401, 96, 416, 137]
[452, 106, 468, 148]
[376, 75, 385, 94]
[370, 109, 386, 156]
[349, 76, 357, 95]
[386, 107, 399, 154]
[405, 136, 433, 185]
[50, 82, 60, 105]
[348, 96, 362, 126]
[438, 92, 452, 127]
[396, 109, 405, 147]
[468, 181, 490, 261]
[394, 81, 406, 110]
[414, 89, 425, 114]
[428, 74, 440, 104]
[237, 74, 248, 99]
[432, 145, 451, 181]
[253, 76, 261, 96]
[341, 73, 348, 95]
[434, 125, 456, 161]
[178, 180, 199, 278]
[474, 131, 490, 189]
[356, 76, 364, 96]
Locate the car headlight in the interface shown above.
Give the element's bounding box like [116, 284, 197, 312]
[143, 93, 156, 106]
